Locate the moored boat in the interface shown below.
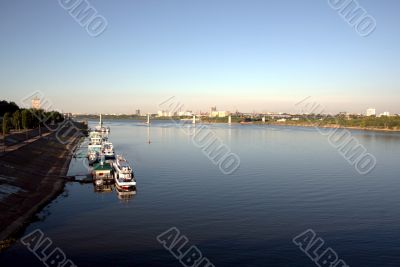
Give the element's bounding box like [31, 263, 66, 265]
[92, 160, 114, 184]
[102, 141, 115, 159]
[87, 150, 99, 165]
[95, 114, 110, 134]
[113, 155, 136, 190]
[88, 129, 105, 164]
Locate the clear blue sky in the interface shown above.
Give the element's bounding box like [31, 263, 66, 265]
[0, 0, 399, 114]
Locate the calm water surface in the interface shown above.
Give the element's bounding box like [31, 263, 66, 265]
[1, 121, 400, 266]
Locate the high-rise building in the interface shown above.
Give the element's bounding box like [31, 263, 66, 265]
[31, 97, 40, 109]
[366, 108, 376, 116]
[135, 109, 141, 116]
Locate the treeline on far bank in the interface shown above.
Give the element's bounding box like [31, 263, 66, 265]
[0, 100, 65, 134]
[319, 115, 400, 129]
[265, 114, 400, 130]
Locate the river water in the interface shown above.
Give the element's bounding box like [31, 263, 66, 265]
[1, 121, 400, 266]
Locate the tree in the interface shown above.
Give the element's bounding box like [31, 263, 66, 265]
[21, 110, 31, 130]
[0, 101, 19, 117]
[54, 111, 64, 123]
[12, 110, 21, 131]
[2, 112, 10, 135]
[29, 109, 40, 129]
[30, 109, 43, 136]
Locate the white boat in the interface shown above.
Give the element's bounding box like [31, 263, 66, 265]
[89, 131, 103, 145]
[87, 133, 102, 164]
[113, 155, 136, 190]
[87, 130, 105, 164]
[87, 150, 99, 165]
[95, 114, 110, 134]
[102, 142, 115, 159]
[88, 140, 102, 156]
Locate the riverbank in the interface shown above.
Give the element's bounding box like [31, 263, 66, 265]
[0, 122, 86, 250]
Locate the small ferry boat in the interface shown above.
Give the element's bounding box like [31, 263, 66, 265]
[113, 155, 136, 190]
[92, 160, 114, 185]
[88, 141, 102, 161]
[88, 131, 103, 164]
[89, 131, 103, 143]
[95, 126, 110, 135]
[95, 114, 110, 134]
[102, 142, 115, 159]
[87, 150, 99, 165]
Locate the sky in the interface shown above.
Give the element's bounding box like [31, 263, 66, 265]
[0, 0, 399, 114]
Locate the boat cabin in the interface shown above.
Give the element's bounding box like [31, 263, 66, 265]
[92, 162, 113, 181]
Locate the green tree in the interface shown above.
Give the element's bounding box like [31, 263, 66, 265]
[54, 111, 64, 123]
[2, 112, 10, 134]
[21, 109, 31, 130]
[29, 109, 41, 128]
[12, 110, 21, 131]
[360, 119, 367, 128]
[0, 101, 19, 117]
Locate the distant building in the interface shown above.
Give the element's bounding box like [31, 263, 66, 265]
[378, 111, 390, 117]
[135, 109, 141, 116]
[210, 111, 229, 118]
[366, 108, 376, 116]
[63, 113, 72, 119]
[157, 110, 173, 117]
[178, 111, 193, 116]
[31, 97, 40, 110]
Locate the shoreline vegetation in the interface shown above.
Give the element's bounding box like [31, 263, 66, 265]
[74, 114, 400, 133]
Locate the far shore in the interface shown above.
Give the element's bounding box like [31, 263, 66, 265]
[259, 122, 400, 133]
[76, 117, 400, 133]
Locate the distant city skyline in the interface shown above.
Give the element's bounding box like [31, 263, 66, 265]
[1, 1, 399, 114]
[2, 94, 400, 115]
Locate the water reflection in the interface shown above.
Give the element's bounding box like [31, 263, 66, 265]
[147, 126, 151, 144]
[116, 186, 137, 202]
[93, 183, 113, 193]
[93, 182, 137, 202]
